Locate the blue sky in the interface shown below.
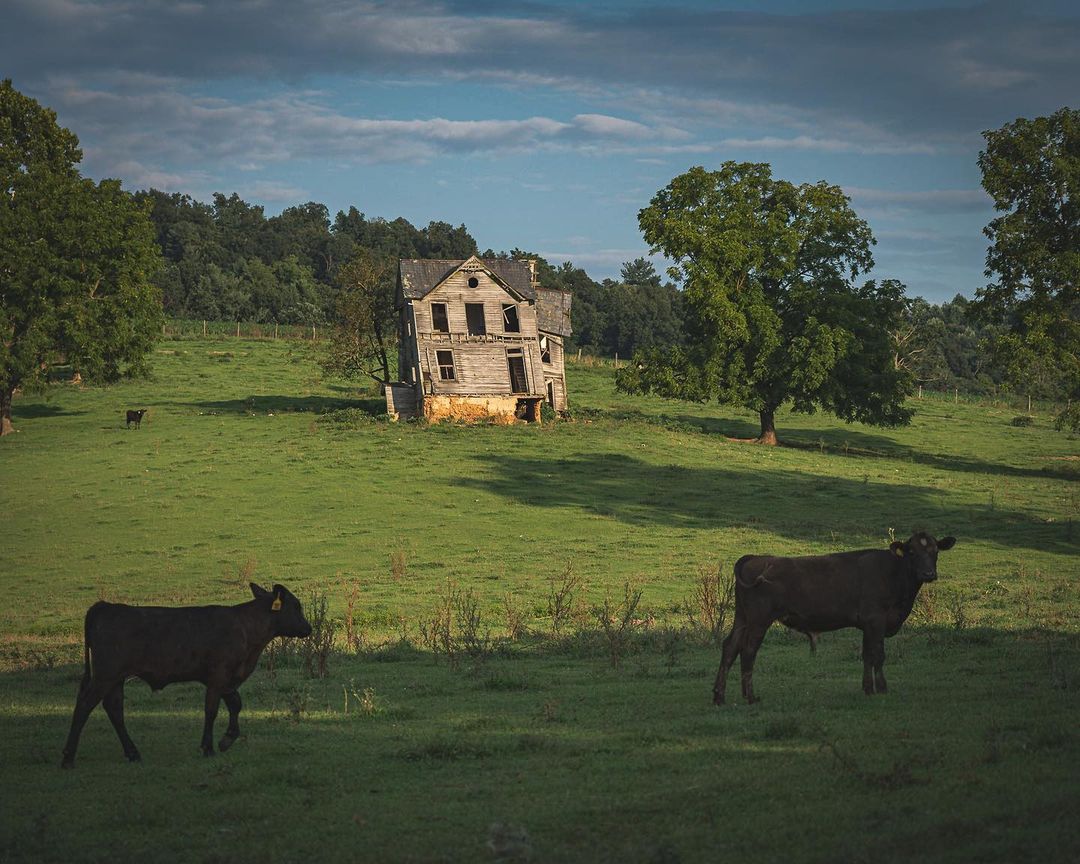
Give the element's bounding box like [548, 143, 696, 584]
[4, 0, 1078, 301]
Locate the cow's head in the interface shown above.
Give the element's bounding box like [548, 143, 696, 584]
[890, 532, 956, 582]
[250, 582, 313, 637]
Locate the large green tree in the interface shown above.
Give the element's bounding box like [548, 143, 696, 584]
[617, 163, 912, 444]
[976, 107, 1079, 422]
[0, 80, 163, 435]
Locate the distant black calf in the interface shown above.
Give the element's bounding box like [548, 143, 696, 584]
[713, 532, 956, 704]
[61, 583, 312, 768]
[125, 409, 147, 428]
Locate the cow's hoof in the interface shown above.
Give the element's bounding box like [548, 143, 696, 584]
[60, 758, 75, 770]
[202, 748, 215, 758]
[218, 734, 237, 752]
[125, 750, 142, 763]
[712, 693, 725, 706]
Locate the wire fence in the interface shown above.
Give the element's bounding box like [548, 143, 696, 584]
[163, 319, 321, 341]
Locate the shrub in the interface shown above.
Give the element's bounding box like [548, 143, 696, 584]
[1053, 403, 1080, 433]
[1011, 414, 1035, 427]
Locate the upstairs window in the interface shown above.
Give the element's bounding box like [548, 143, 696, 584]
[502, 303, 520, 333]
[431, 302, 449, 333]
[540, 335, 551, 364]
[436, 350, 456, 380]
[466, 303, 487, 336]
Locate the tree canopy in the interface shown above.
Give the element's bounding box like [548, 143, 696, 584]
[617, 163, 912, 444]
[976, 107, 1079, 424]
[1, 80, 163, 435]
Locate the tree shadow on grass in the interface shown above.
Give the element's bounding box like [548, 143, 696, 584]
[455, 450, 1075, 553]
[177, 395, 385, 416]
[12, 403, 86, 419]
[592, 407, 1078, 483]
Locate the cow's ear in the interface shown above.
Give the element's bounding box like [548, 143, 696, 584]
[890, 541, 906, 558]
[250, 583, 271, 600]
[937, 536, 956, 551]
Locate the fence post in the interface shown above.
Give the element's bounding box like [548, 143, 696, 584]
[236, 322, 240, 338]
[203, 320, 207, 337]
[275, 323, 279, 340]
[312, 325, 316, 341]
[918, 384, 923, 399]
[614, 352, 619, 369]
[954, 387, 958, 404]
[1027, 394, 1032, 414]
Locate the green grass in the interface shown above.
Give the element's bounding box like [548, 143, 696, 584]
[1, 339, 1078, 863]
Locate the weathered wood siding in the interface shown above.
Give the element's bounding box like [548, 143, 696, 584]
[385, 383, 418, 419]
[419, 340, 544, 397]
[414, 269, 538, 337]
[412, 269, 545, 397]
[540, 334, 568, 410]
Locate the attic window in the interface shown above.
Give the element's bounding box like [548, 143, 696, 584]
[467, 276, 479, 288]
[502, 303, 520, 333]
[431, 302, 449, 333]
[436, 350, 456, 380]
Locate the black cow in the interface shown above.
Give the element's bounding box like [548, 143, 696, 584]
[126, 409, 147, 428]
[713, 532, 956, 705]
[61, 583, 312, 768]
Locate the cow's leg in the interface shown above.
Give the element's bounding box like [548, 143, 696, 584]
[739, 624, 769, 704]
[201, 687, 222, 757]
[713, 619, 744, 705]
[872, 638, 887, 694]
[218, 691, 242, 752]
[102, 681, 141, 762]
[861, 625, 887, 695]
[61, 676, 108, 768]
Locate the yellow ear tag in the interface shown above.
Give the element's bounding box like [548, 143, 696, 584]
[895, 548, 904, 558]
[271, 594, 282, 611]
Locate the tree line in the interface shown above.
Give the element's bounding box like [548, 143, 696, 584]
[137, 190, 1023, 398]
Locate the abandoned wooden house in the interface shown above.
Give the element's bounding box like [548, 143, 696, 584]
[385, 256, 572, 423]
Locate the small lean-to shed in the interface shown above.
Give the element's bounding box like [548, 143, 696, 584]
[386, 256, 572, 423]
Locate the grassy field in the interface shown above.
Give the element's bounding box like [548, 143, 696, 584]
[1, 338, 1078, 863]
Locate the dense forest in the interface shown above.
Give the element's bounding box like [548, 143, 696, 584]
[138, 189, 1049, 398]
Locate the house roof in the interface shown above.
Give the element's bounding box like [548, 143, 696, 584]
[399, 257, 537, 302]
[536, 287, 573, 337]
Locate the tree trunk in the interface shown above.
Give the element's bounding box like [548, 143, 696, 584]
[757, 408, 778, 445]
[0, 386, 14, 437]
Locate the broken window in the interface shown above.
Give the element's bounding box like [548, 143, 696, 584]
[467, 276, 479, 288]
[466, 303, 487, 336]
[540, 335, 551, 364]
[431, 302, 449, 333]
[436, 350, 456, 381]
[502, 303, 520, 333]
[507, 348, 528, 393]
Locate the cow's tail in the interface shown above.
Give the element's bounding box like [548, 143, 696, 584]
[80, 603, 103, 687]
[733, 555, 758, 588]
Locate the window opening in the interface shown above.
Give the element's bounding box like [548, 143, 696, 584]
[507, 349, 528, 393]
[436, 350, 456, 381]
[502, 303, 520, 333]
[540, 335, 551, 364]
[431, 302, 449, 333]
[467, 276, 479, 288]
[547, 380, 555, 407]
[466, 303, 487, 336]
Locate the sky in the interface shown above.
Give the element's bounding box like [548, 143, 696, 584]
[4, 0, 1078, 302]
